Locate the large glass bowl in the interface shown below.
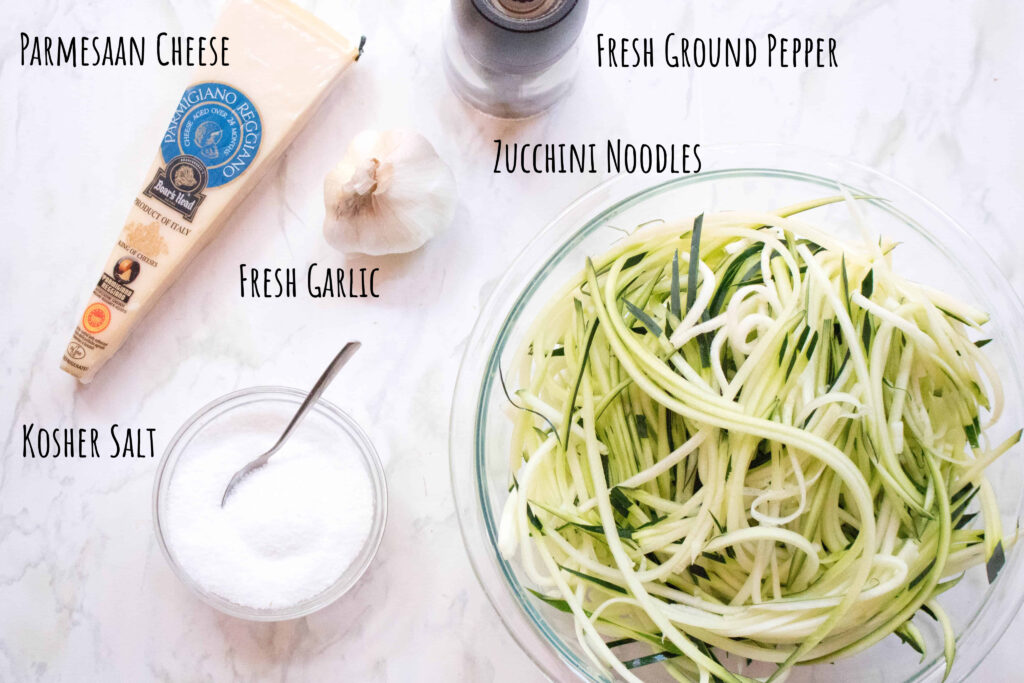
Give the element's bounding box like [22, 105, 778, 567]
[450, 145, 1024, 681]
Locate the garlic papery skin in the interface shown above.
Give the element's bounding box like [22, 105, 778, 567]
[323, 129, 457, 256]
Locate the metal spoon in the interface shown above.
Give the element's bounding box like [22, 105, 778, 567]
[220, 341, 361, 506]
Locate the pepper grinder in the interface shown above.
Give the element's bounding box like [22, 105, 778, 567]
[443, 0, 589, 119]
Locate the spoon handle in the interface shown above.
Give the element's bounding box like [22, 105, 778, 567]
[264, 341, 362, 462]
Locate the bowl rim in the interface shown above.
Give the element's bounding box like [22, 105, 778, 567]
[152, 385, 388, 622]
[450, 142, 1024, 682]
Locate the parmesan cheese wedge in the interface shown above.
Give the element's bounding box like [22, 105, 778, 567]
[60, 0, 360, 382]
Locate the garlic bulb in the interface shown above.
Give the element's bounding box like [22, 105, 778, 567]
[323, 129, 457, 256]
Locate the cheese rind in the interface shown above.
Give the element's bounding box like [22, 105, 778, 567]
[60, 0, 358, 383]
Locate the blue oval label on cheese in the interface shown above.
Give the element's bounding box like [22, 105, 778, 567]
[161, 82, 262, 188]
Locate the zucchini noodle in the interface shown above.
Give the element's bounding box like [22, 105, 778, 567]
[499, 196, 1020, 682]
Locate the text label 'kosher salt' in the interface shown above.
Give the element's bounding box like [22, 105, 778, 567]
[23, 424, 157, 459]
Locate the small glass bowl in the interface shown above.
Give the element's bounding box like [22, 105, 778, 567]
[153, 386, 387, 621]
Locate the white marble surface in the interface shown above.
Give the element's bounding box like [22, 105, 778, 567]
[1, 0, 1023, 681]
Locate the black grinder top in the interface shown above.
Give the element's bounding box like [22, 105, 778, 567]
[452, 0, 588, 75]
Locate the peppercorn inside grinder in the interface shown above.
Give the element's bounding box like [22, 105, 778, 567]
[443, 0, 589, 119]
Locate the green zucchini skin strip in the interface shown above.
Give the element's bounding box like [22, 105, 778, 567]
[498, 198, 1016, 681]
